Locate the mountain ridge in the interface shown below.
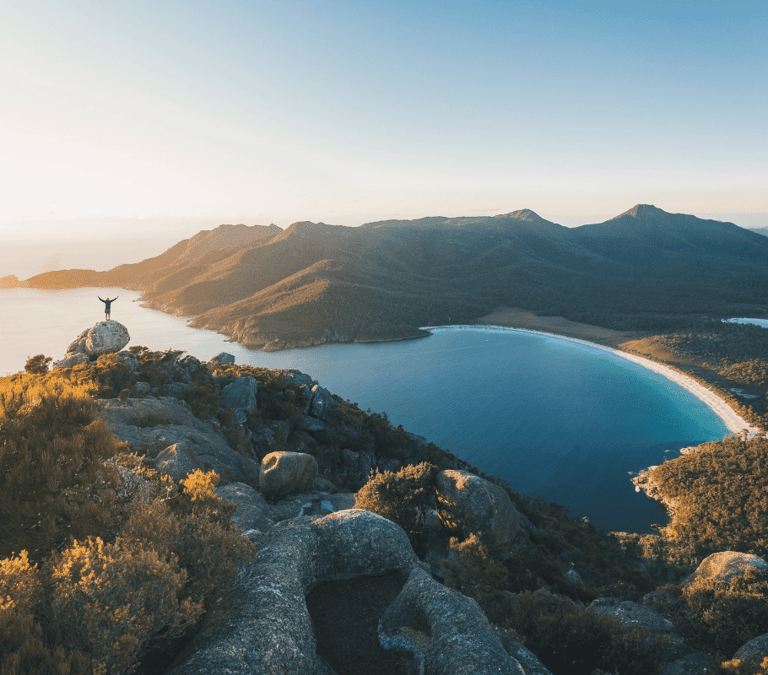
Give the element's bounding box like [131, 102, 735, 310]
[15, 205, 768, 350]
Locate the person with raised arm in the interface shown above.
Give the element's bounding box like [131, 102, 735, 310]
[98, 295, 118, 321]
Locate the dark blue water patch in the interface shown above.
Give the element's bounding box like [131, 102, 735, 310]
[261, 329, 728, 533]
[0, 290, 731, 533]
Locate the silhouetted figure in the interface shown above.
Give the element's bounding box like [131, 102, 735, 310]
[98, 296, 118, 321]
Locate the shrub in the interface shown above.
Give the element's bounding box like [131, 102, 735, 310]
[506, 590, 660, 675]
[0, 551, 89, 675]
[24, 355, 52, 375]
[355, 462, 439, 538]
[47, 536, 203, 675]
[681, 568, 768, 654]
[648, 435, 768, 561]
[0, 383, 120, 561]
[118, 468, 246, 602]
[719, 657, 768, 675]
[442, 534, 511, 622]
[181, 468, 220, 502]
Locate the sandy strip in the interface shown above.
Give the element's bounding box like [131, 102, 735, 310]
[421, 324, 761, 437]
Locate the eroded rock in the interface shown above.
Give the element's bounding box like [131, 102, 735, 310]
[169, 510, 427, 675]
[52, 352, 90, 369]
[215, 482, 276, 533]
[733, 633, 768, 667]
[588, 597, 689, 660]
[435, 469, 520, 547]
[98, 397, 245, 480]
[378, 566, 524, 674]
[153, 443, 201, 481]
[220, 376, 257, 413]
[589, 597, 674, 636]
[308, 384, 335, 421]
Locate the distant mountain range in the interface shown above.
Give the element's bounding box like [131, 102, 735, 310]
[12, 205, 768, 350]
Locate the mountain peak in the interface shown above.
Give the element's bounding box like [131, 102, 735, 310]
[622, 204, 668, 219]
[504, 208, 545, 222]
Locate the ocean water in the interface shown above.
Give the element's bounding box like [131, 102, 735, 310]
[0, 288, 731, 532]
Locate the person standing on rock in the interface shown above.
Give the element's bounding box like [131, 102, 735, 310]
[98, 296, 118, 321]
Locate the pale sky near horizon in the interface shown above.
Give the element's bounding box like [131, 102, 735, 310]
[1, 0, 766, 246]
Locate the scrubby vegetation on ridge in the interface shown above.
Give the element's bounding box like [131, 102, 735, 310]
[0, 364, 253, 675]
[634, 435, 768, 566]
[6, 351, 768, 674]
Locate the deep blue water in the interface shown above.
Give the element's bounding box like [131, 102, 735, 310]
[0, 288, 732, 532]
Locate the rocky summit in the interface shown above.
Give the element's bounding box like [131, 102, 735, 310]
[53, 320, 130, 368]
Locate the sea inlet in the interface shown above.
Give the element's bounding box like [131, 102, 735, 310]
[0, 287, 731, 533]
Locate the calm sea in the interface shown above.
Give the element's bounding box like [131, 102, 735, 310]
[0, 288, 732, 533]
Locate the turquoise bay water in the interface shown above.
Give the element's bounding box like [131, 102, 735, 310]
[0, 288, 731, 532]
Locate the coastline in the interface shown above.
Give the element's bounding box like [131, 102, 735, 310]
[421, 323, 761, 437]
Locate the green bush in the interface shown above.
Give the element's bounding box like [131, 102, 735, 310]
[506, 590, 660, 675]
[441, 534, 512, 622]
[718, 657, 768, 675]
[355, 462, 439, 539]
[24, 355, 52, 375]
[0, 367, 255, 675]
[0, 381, 121, 561]
[46, 536, 202, 675]
[681, 568, 768, 655]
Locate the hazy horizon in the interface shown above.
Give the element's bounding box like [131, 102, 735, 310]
[1, 0, 766, 247]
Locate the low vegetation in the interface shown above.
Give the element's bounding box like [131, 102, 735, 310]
[647, 435, 768, 561]
[0, 367, 253, 675]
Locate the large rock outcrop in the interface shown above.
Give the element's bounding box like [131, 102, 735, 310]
[435, 470, 520, 547]
[85, 320, 130, 356]
[54, 321, 130, 368]
[220, 376, 258, 420]
[379, 567, 524, 674]
[588, 597, 689, 659]
[685, 551, 768, 586]
[733, 633, 768, 667]
[169, 510, 430, 675]
[97, 396, 245, 481]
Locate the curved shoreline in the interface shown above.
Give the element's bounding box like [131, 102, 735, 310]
[421, 324, 761, 437]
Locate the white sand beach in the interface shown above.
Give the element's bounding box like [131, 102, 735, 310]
[422, 324, 761, 437]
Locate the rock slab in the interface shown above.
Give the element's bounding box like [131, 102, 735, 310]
[733, 633, 768, 666]
[54, 321, 130, 368]
[98, 397, 245, 481]
[220, 376, 258, 413]
[169, 510, 428, 675]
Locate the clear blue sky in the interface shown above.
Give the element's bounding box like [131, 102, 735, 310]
[1, 0, 766, 243]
